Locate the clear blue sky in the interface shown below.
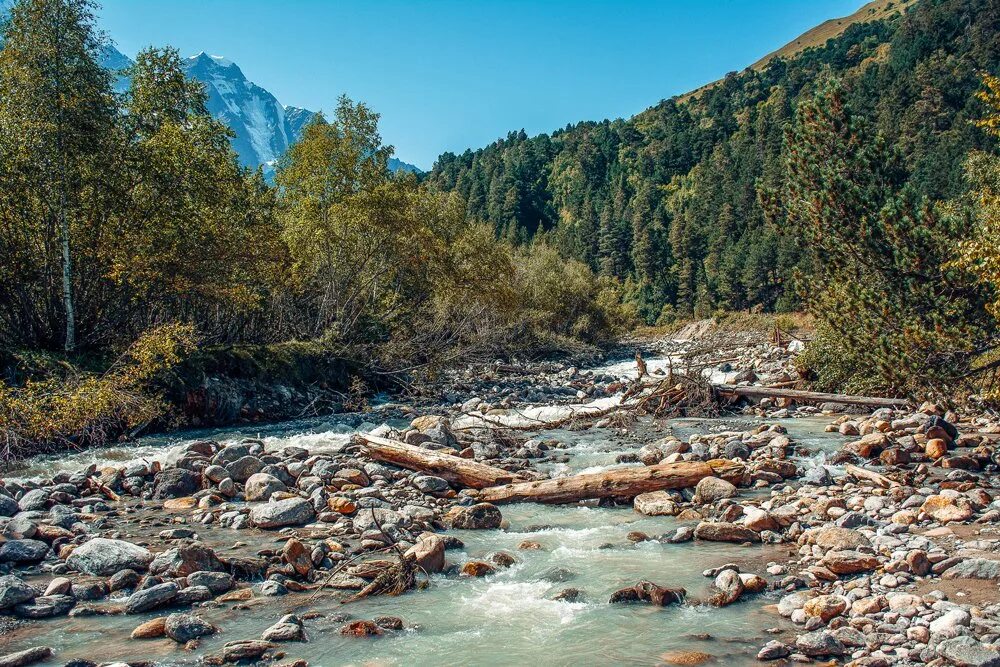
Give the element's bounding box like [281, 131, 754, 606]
[98, 0, 865, 170]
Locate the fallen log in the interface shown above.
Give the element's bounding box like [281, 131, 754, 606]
[353, 434, 526, 489]
[713, 384, 909, 408]
[475, 461, 724, 504]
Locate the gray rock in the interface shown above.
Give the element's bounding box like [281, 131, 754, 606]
[212, 442, 261, 466]
[448, 503, 502, 530]
[724, 441, 751, 460]
[0, 575, 39, 609]
[757, 640, 791, 661]
[667, 526, 694, 543]
[17, 489, 48, 512]
[164, 613, 216, 643]
[149, 543, 224, 578]
[175, 585, 213, 605]
[226, 456, 265, 483]
[352, 508, 405, 532]
[124, 581, 179, 614]
[262, 613, 304, 641]
[186, 571, 234, 593]
[936, 636, 1000, 667]
[0, 495, 18, 517]
[244, 473, 286, 502]
[250, 497, 315, 529]
[803, 466, 833, 486]
[152, 469, 200, 499]
[0, 539, 48, 563]
[835, 511, 879, 529]
[108, 569, 141, 592]
[71, 581, 108, 601]
[2, 516, 36, 540]
[795, 631, 845, 657]
[943, 558, 1000, 581]
[693, 477, 738, 504]
[259, 580, 287, 596]
[13, 594, 74, 618]
[66, 538, 153, 576]
[412, 475, 450, 494]
[0, 646, 53, 667]
[713, 568, 744, 606]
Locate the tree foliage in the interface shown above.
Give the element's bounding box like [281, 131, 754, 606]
[426, 0, 1000, 322]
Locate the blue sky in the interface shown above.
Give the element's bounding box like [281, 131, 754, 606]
[99, 0, 865, 170]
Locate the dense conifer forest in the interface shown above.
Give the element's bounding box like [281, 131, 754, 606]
[426, 0, 1000, 322]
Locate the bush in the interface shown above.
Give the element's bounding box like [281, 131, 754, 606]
[0, 323, 196, 464]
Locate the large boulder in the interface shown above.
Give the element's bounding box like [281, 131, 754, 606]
[250, 497, 315, 529]
[633, 491, 679, 516]
[244, 473, 286, 502]
[226, 456, 265, 484]
[124, 582, 179, 614]
[821, 550, 879, 575]
[0, 575, 39, 609]
[164, 613, 217, 643]
[694, 522, 759, 543]
[693, 477, 737, 504]
[404, 534, 446, 573]
[0, 539, 49, 563]
[447, 503, 502, 530]
[152, 469, 201, 500]
[800, 526, 870, 551]
[921, 495, 974, 523]
[935, 636, 1000, 667]
[66, 538, 153, 576]
[149, 543, 224, 578]
[943, 558, 1000, 581]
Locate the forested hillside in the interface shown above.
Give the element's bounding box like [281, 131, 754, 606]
[426, 0, 1000, 323]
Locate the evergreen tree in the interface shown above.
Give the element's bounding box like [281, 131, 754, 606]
[779, 80, 992, 396]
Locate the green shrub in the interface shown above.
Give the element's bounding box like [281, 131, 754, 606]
[0, 323, 196, 464]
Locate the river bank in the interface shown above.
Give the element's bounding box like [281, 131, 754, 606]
[2, 323, 999, 667]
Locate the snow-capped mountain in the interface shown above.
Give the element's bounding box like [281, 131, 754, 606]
[183, 52, 298, 172]
[107, 50, 421, 175]
[0, 1, 420, 175]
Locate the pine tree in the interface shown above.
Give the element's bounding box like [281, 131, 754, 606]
[780, 79, 992, 396]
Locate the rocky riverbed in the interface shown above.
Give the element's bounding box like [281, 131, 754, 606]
[2, 328, 1000, 667]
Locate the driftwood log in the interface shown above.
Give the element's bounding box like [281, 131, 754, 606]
[353, 434, 526, 489]
[714, 384, 908, 408]
[474, 461, 740, 504]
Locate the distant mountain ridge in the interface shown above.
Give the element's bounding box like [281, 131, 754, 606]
[104, 48, 421, 175]
[0, 0, 420, 175]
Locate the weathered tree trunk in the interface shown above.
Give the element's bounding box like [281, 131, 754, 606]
[714, 384, 908, 408]
[353, 434, 526, 489]
[475, 461, 720, 504]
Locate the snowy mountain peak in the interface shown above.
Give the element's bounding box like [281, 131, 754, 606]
[182, 52, 293, 171]
[191, 51, 235, 68]
[0, 3, 420, 175]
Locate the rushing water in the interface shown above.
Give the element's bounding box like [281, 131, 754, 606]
[1, 363, 847, 666]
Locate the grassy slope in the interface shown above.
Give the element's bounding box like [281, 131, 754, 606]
[678, 0, 918, 102]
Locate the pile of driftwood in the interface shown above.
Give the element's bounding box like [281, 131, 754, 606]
[353, 434, 744, 505]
